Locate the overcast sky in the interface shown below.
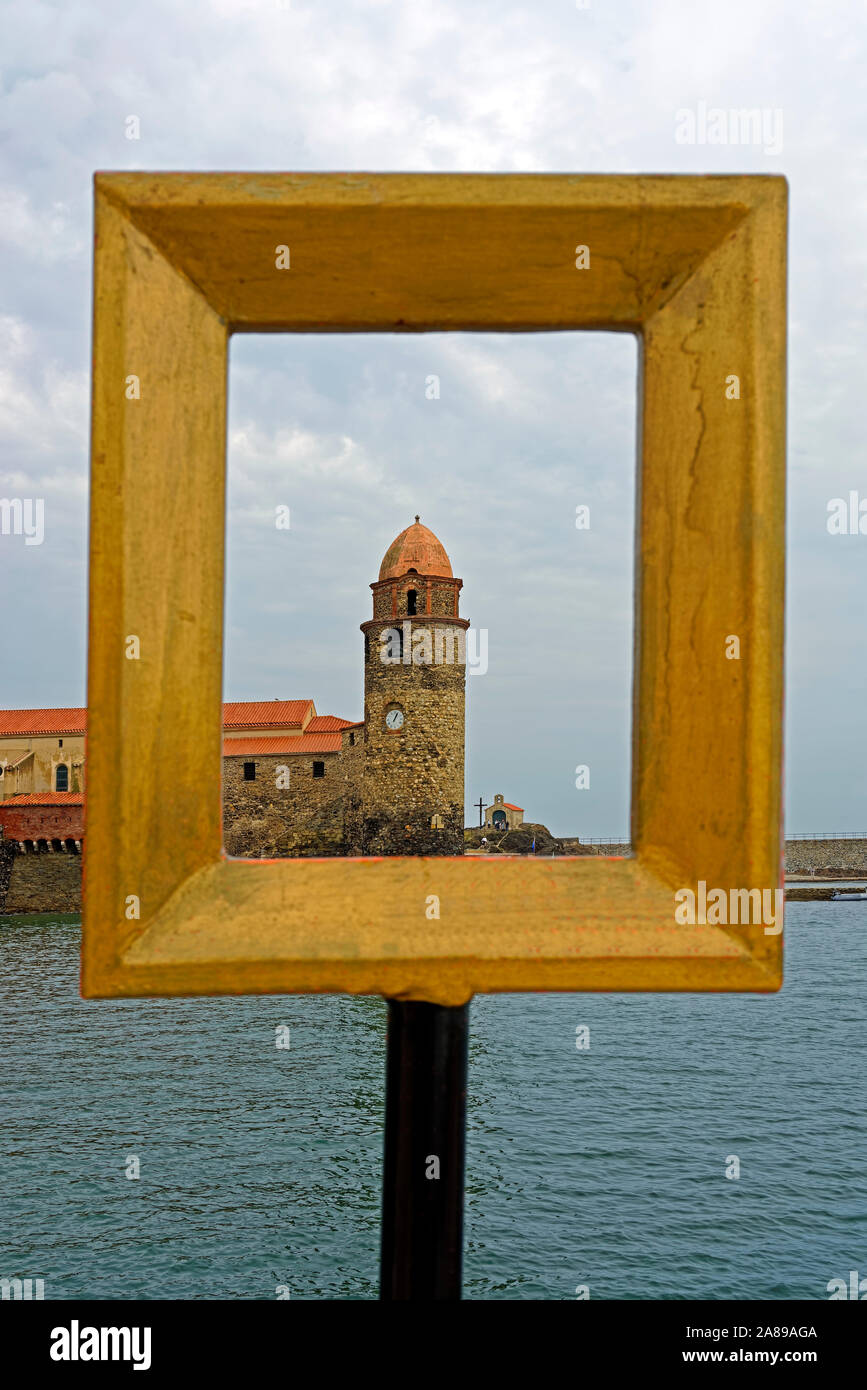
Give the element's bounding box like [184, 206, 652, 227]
[1, 0, 865, 836]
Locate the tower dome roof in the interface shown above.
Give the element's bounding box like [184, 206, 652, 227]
[378, 517, 453, 581]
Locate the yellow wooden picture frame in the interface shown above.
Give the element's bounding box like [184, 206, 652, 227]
[83, 172, 786, 1005]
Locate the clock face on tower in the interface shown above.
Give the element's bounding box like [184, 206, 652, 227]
[384, 705, 405, 731]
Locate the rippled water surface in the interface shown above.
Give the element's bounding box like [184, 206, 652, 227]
[1, 907, 864, 1300]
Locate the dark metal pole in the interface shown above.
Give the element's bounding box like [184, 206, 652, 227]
[379, 1000, 469, 1300]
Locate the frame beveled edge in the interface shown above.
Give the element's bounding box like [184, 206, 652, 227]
[106, 854, 778, 1006]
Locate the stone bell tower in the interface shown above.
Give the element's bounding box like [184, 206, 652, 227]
[358, 517, 469, 856]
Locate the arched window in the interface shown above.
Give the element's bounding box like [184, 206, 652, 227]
[431, 813, 444, 830]
[55, 764, 69, 791]
[407, 588, 418, 616]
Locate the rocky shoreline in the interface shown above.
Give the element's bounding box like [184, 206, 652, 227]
[784, 884, 867, 902]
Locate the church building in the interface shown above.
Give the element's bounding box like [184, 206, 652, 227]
[0, 519, 468, 859]
[484, 794, 525, 831]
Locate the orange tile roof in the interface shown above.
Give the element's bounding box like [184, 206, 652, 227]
[222, 700, 314, 729]
[0, 701, 323, 736]
[0, 708, 87, 735]
[1, 792, 84, 805]
[223, 734, 342, 756]
[503, 803, 524, 811]
[306, 715, 361, 731]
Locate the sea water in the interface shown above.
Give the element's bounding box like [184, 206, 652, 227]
[0, 905, 864, 1300]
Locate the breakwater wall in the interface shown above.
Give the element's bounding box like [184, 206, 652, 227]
[785, 885, 867, 901]
[583, 839, 867, 877]
[0, 843, 82, 913]
[3, 837, 867, 915]
[783, 839, 867, 876]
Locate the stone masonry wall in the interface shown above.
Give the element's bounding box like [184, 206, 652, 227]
[222, 752, 345, 857]
[427, 585, 459, 617]
[341, 735, 364, 856]
[371, 576, 461, 621]
[1, 848, 82, 913]
[358, 616, 467, 856]
[0, 839, 16, 906]
[784, 839, 867, 875]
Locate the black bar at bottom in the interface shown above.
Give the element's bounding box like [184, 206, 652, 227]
[379, 1000, 469, 1300]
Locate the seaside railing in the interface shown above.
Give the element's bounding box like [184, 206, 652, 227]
[786, 832, 867, 840]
